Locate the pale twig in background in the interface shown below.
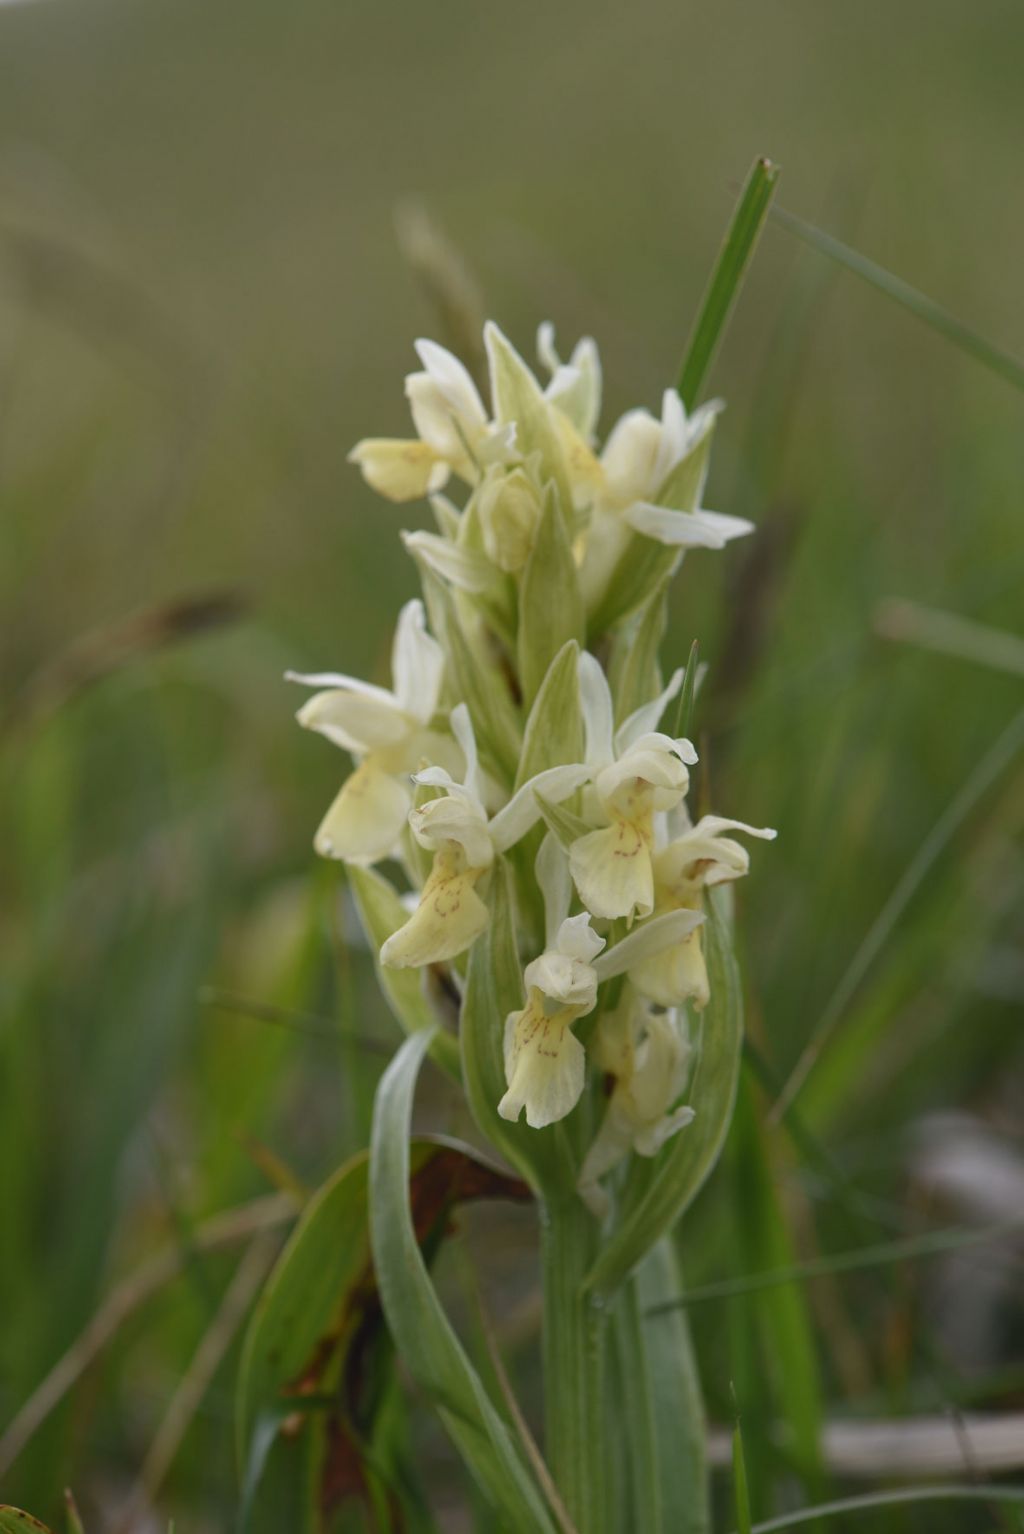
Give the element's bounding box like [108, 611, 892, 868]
[876, 599, 1024, 679]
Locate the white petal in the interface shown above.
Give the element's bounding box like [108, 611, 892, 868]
[592, 907, 705, 980]
[555, 911, 606, 964]
[577, 650, 614, 767]
[691, 814, 777, 842]
[615, 668, 684, 753]
[294, 687, 409, 754]
[523, 949, 598, 1010]
[448, 703, 482, 804]
[623, 501, 755, 548]
[536, 832, 572, 947]
[488, 763, 591, 853]
[313, 763, 411, 865]
[390, 599, 445, 721]
[414, 338, 488, 425]
[536, 321, 560, 376]
[600, 407, 663, 504]
[410, 790, 492, 868]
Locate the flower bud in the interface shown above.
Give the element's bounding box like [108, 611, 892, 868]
[477, 467, 543, 573]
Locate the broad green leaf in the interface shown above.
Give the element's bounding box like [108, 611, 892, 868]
[347, 864, 462, 1080]
[584, 888, 743, 1297]
[770, 203, 1024, 395]
[238, 1140, 531, 1531]
[484, 322, 573, 518]
[587, 539, 680, 637]
[678, 157, 780, 409]
[461, 861, 562, 1193]
[515, 640, 584, 789]
[0, 1514, 54, 1534]
[517, 486, 584, 709]
[370, 1029, 559, 1531]
[616, 1241, 708, 1534]
[608, 580, 668, 727]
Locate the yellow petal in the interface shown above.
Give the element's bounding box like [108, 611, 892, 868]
[498, 993, 585, 1129]
[569, 815, 655, 921]
[380, 846, 489, 968]
[630, 928, 709, 1010]
[349, 438, 449, 502]
[313, 761, 410, 865]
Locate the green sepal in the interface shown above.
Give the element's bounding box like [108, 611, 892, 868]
[587, 539, 681, 638]
[535, 791, 591, 851]
[423, 569, 522, 786]
[517, 483, 584, 709]
[485, 321, 573, 521]
[515, 638, 584, 788]
[608, 579, 669, 727]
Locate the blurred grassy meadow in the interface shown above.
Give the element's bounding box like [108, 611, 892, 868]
[1, 0, 1023, 1527]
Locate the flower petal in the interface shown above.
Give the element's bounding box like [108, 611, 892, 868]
[498, 1001, 586, 1129]
[569, 821, 655, 921]
[614, 667, 684, 753]
[623, 501, 755, 549]
[592, 907, 705, 981]
[536, 832, 572, 946]
[390, 599, 445, 721]
[380, 850, 490, 968]
[577, 649, 615, 767]
[348, 438, 449, 501]
[313, 762, 411, 864]
[488, 763, 591, 853]
[294, 687, 410, 753]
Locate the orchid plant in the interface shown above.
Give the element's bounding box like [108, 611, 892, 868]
[280, 301, 775, 1526]
[240, 161, 783, 1534]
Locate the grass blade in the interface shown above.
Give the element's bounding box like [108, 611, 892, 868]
[771, 703, 1024, 1123]
[876, 600, 1024, 678]
[678, 157, 780, 409]
[770, 203, 1024, 393]
[741, 1483, 1024, 1534]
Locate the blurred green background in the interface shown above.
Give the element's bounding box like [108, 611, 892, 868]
[2, 0, 1022, 1528]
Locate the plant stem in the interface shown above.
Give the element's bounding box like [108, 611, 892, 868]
[542, 1194, 608, 1534]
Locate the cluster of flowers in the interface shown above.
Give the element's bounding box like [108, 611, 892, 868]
[290, 322, 773, 1210]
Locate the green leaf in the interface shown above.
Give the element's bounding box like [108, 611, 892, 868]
[515, 640, 584, 789]
[0, 1514, 54, 1534]
[770, 203, 1024, 395]
[655, 424, 715, 514]
[616, 1241, 708, 1534]
[461, 861, 562, 1193]
[608, 580, 669, 728]
[584, 888, 744, 1297]
[370, 1029, 559, 1531]
[517, 486, 584, 709]
[347, 864, 462, 1080]
[239, 1139, 533, 1531]
[678, 157, 780, 409]
[485, 322, 573, 517]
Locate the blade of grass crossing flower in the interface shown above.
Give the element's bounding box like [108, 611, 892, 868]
[678, 158, 780, 410]
[770, 204, 1024, 395]
[369, 1029, 559, 1532]
[347, 865, 462, 1080]
[584, 887, 744, 1298]
[668, 640, 700, 740]
[732, 1415, 753, 1534]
